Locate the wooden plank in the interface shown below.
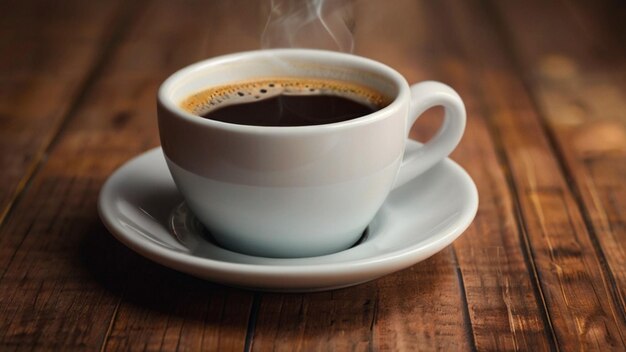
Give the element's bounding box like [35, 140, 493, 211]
[483, 76, 626, 349]
[418, 1, 556, 350]
[0, 0, 261, 350]
[251, 252, 472, 351]
[439, 0, 626, 349]
[0, 0, 129, 226]
[490, 0, 626, 324]
[102, 272, 253, 351]
[492, 0, 626, 338]
[450, 111, 554, 350]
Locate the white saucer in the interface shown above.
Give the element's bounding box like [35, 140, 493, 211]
[98, 143, 478, 292]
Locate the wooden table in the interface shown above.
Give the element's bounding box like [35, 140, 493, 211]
[1, 0, 625, 350]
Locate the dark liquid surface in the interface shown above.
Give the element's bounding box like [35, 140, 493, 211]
[200, 94, 378, 127]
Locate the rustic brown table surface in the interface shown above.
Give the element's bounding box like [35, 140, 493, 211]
[1, 0, 626, 350]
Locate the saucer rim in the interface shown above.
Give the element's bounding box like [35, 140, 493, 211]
[98, 147, 478, 277]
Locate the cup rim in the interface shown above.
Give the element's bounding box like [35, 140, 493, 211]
[158, 48, 410, 135]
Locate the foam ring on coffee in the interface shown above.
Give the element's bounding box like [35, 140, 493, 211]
[180, 78, 391, 116]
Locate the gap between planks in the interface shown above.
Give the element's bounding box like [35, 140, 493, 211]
[243, 293, 262, 352]
[450, 247, 479, 352]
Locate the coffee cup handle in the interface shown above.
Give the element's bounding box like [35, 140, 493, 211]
[393, 81, 466, 189]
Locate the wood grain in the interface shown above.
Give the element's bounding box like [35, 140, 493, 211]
[414, 1, 562, 349]
[448, 0, 626, 349]
[0, 0, 128, 226]
[408, 0, 559, 349]
[0, 0, 262, 350]
[251, 252, 474, 351]
[490, 0, 626, 326]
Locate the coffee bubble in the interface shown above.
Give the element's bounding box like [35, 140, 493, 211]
[180, 78, 391, 116]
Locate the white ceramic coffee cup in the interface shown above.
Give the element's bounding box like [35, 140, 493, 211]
[158, 49, 465, 258]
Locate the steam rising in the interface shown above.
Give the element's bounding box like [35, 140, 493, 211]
[261, 0, 355, 52]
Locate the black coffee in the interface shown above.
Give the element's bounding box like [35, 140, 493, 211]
[181, 78, 391, 127]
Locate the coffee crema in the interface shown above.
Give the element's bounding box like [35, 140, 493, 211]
[180, 78, 391, 127]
